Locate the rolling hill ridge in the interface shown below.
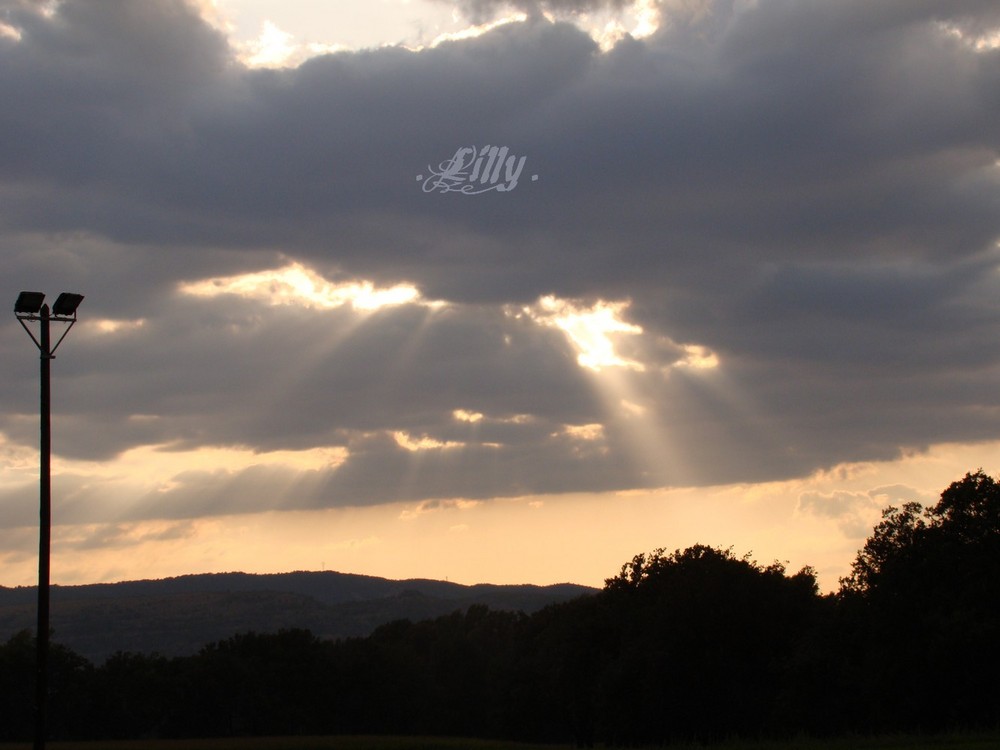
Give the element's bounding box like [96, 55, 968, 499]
[0, 570, 595, 663]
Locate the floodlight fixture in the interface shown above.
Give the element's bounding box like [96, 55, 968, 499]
[15, 291, 45, 315]
[52, 293, 84, 318]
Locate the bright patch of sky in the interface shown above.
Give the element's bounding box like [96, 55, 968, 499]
[93, 319, 147, 334]
[180, 262, 427, 311]
[939, 21, 1000, 51]
[207, 0, 660, 67]
[517, 296, 646, 372]
[393, 431, 465, 451]
[677, 344, 719, 370]
[0, 18, 21, 41]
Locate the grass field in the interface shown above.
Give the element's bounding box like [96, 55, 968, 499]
[2, 732, 1000, 750]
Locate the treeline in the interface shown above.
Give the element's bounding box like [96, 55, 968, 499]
[1, 471, 998, 745]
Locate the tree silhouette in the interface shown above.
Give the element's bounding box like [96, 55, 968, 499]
[838, 470, 1000, 731]
[0, 630, 94, 741]
[0, 631, 35, 741]
[596, 545, 820, 744]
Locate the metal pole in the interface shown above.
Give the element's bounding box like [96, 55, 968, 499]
[35, 303, 51, 750]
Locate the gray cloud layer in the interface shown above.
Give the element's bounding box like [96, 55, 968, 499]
[1, 0, 999, 523]
[441, 0, 634, 24]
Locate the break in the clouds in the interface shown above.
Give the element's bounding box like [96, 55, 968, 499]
[1, 0, 999, 529]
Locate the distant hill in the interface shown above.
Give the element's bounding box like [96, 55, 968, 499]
[0, 571, 595, 663]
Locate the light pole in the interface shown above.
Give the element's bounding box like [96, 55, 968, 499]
[14, 291, 84, 750]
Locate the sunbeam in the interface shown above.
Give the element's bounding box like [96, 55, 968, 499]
[512, 294, 739, 487]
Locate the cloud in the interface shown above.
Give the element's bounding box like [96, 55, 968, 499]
[797, 481, 937, 537]
[798, 490, 883, 538]
[60, 520, 198, 552]
[2, 0, 1000, 524]
[868, 484, 933, 506]
[442, 0, 636, 25]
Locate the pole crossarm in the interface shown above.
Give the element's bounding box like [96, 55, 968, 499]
[16, 316, 77, 357]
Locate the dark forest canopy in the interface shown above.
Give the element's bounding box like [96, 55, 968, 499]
[2, 471, 998, 744]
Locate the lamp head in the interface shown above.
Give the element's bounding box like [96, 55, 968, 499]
[14, 291, 45, 314]
[52, 292, 84, 317]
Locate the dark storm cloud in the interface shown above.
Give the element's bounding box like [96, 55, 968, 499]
[3, 295, 598, 459]
[0, 0, 230, 177]
[2, 0, 1000, 522]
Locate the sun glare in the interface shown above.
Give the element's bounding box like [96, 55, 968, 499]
[117, 442, 349, 477]
[514, 294, 720, 376]
[179, 262, 427, 312]
[938, 21, 1000, 51]
[0, 20, 22, 41]
[235, 19, 351, 68]
[677, 343, 719, 370]
[562, 423, 605, 441]
[518, 295, 645, 372]
[244, 20, 295, 66]
[393, 431, 464, 452]
[198, 0, 665, 72]
[93, 318, 147, 334]
[584, 0, 661, 50]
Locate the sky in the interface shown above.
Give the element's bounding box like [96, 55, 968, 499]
[1, 0, 999, 592]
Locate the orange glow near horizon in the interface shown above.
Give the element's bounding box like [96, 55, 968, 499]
[3, 437, 997, 594]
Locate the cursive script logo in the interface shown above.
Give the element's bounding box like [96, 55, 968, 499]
[417, 145, 538, 194]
